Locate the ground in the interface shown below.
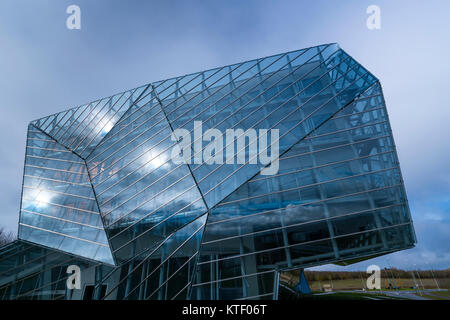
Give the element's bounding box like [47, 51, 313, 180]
[279, 271, 450, 300]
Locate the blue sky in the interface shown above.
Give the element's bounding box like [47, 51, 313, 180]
[0, 0, 449, 270]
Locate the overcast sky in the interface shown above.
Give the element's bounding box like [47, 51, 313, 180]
[0, 0, 449, 270]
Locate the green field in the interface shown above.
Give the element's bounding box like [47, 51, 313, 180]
[418, 290, 450, 300]
[307, 278, 449, 291]
[280, 271, 450, 292]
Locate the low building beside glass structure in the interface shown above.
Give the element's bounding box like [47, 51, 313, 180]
[0, 43, 416, 300]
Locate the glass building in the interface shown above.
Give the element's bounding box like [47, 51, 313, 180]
[0, 43, 415, 300]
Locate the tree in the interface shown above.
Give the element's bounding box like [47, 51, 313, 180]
[0, 226, 15, 246]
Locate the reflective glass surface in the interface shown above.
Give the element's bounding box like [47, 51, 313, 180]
[19, 126, 114, 264]
[0, 44, 415, 300]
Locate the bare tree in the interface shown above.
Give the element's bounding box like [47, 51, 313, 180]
[0, 226, 15, 246]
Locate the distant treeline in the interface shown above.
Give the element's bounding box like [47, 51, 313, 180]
[287, 269, 450, 281]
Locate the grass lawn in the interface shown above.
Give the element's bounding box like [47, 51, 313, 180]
[280, 275, 449, 291]
[278, 286, 405, 300]
[419, 290, 450, 300]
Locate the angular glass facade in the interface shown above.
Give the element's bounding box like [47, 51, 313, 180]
[0, 44, 415, 300]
